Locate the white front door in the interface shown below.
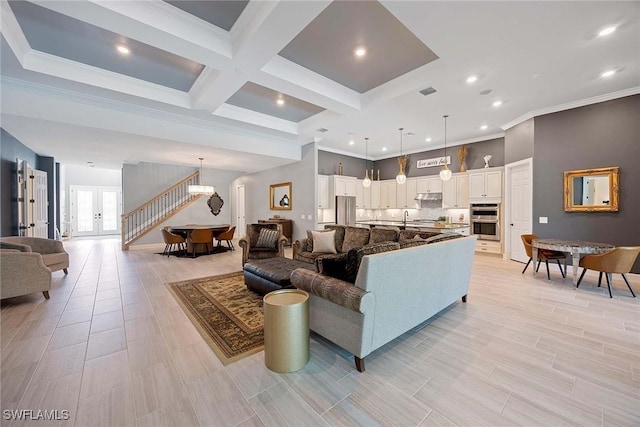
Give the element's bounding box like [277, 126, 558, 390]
[506, 158, 533, 263]
[236, 185, 246, 238]
[71, 186, 122, 236]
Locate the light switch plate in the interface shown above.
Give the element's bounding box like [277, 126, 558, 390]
[300, 214, 305, 219]
[539, 216, 548, 224]
[307, 214, 312, 220]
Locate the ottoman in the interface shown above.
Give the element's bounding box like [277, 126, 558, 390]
[243, 257, 315, 295]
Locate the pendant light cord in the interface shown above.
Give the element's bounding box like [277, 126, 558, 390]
[443, 115, 448, 157]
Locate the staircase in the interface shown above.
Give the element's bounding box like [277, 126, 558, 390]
[121, 172, 202, 250]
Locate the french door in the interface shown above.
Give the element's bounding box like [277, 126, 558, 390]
[71, 186, 122, 236]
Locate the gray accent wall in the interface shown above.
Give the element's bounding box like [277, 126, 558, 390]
[374, 137, 505, 180]
[318, 150, 372, 178]
[532, 94, 640, 273]
[505, 118, 534, 164]
[1, 128, 37, 236]
[231, 143, 316, 242]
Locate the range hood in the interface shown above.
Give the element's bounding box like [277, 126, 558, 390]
[415, 192, 442, 201]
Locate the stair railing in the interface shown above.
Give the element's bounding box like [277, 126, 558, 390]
[121, 171, 201, 250]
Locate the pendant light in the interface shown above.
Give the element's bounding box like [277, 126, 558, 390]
[362, 137, 371, 188]
[188, 157, 215, 195]
[396, 127, 408, 185]
[439, 115, 452, 181]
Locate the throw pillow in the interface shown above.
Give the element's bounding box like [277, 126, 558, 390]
[345, 242, 401, 283]
[255, 228, 280, 248]
[413, 234, 427, 241]
[342, 226, 371, 253]
[312, 230, 337, 254]
[306, 229, 315, 252]
[425, 233, 463, 244]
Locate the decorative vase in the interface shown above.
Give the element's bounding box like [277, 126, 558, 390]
[483, 155, 492, 168]
[458, 146, 468, 172]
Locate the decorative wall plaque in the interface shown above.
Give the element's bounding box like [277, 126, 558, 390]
[207, 192, 224, 216]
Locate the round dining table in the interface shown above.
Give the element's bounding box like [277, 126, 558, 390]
[531, 238, 614, 285]
[168, 224, 230, 254]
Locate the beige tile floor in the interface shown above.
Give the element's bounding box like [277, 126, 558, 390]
[1, 238, 639, 426]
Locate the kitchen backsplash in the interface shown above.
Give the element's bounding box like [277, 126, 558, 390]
[357, 207, 469, 223]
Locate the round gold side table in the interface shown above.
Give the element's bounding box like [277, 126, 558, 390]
[263, 289, 309, 373]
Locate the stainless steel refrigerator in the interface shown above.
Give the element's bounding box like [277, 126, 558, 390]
[335, 196, 356, 226]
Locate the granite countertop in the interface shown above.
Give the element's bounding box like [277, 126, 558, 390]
[355, 220, 469, 229]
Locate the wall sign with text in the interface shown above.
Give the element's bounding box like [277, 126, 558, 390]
[416, 156, 450, 169]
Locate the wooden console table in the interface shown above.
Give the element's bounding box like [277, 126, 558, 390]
[259, 218, 293, 244]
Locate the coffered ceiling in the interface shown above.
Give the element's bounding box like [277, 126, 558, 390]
[1, 1, 638, 172]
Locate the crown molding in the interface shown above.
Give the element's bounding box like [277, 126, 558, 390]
[212, 104, 298, 135]
[1, 1, 32, 65]
[501, 86, 640, 131]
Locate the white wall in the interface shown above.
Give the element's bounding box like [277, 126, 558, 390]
[61, 165, 122, 235]
[230, 143, 317, 241]
[123, 162, 243, 246]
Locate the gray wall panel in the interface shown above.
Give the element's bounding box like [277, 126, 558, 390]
[1, 128, 38, 236]
[532, 94, 640, 272]
[505, 118, 534, 164]
[375, 138, 505, 180]
[231, 143, 316, 241]
[318, 150, 372, 177]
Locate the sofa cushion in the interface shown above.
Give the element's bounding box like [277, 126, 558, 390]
[369, 228, 399, 244]
[398, 230, 440, 242]
[399, 240, 428, 249]
[255, 228, 280, 248]
[314, 253, 349, 278]
[342, 226, 371, 253]
[344, 241, 401, 283]
[324, 225, 346, 252]
[425, 232, 464, 244]
[312, 230, 337, 254]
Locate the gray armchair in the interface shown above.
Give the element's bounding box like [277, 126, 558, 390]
[0, 237, 69, 274]
[238, 223, 287, 266]
[1, 249, 51, 299]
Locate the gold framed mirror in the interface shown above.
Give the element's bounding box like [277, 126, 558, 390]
[270, 182, 292, 210]
[563, 166, 619, 212]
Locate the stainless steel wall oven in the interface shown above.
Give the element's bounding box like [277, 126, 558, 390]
[470, 203, 500, 241]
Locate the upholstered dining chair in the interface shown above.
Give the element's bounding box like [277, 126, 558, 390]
[521, 234, 566, 280]
[576, 246, 640, 298]
[216, 226, 236, 251]
[161, 228, 186, 257]
[189, 228, 213, 258]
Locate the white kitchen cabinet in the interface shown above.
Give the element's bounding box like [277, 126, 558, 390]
[475, 239, 502, 254]
[356, 180, 371, 208]
[416, 176, 443, 194]
[317, 175, 330, 208]
[370, 181, 381, 209]
[468, 168, 503, 203]
[397, 178, 417, 209]
[442, 173, 469, 208]
[380, 181, 397, 209]
[331, 176, 357, 197]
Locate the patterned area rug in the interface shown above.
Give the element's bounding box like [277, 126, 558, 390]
[167, 272, 264, 365]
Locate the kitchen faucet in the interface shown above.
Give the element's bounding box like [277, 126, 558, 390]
[403, 210, 409, 226]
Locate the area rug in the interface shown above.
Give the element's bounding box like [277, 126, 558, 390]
[167, 272, 264, 365]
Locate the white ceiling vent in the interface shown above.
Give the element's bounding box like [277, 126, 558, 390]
[419, 87, 437, 96]
[316, 128, 329, 133]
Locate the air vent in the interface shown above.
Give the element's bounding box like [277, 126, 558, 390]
[419, 87, 437, 96]
[480, 89, 493, 95]
[316, 128, 329, 133]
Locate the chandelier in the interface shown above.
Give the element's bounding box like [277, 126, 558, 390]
[188, 157, 215, 195]
[362, 137, 371, 188]
[396, 128, 408, 184]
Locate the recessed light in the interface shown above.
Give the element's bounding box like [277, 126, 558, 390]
[276, 98, 285, 106]
[382, 147, 387, 152]
[598, 26, 617, 37]
[425, 137, 432, 142]
[600, 69, 616, 78]
[466, 75, 478, 84]
[349, 140, 355, 145]
[354, 47, 366, 57]
[116, 45, 130, 55]
[492, 100, 503, 107]
[480, 125, 488, 130]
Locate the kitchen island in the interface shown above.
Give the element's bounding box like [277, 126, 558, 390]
[355, 220, 470, 234]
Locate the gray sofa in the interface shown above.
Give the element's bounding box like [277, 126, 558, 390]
[290, 235, 477, 372]
[0, 249, 51, 299]
[0, 236, 69, 274]
[292, 224, 440, 264]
